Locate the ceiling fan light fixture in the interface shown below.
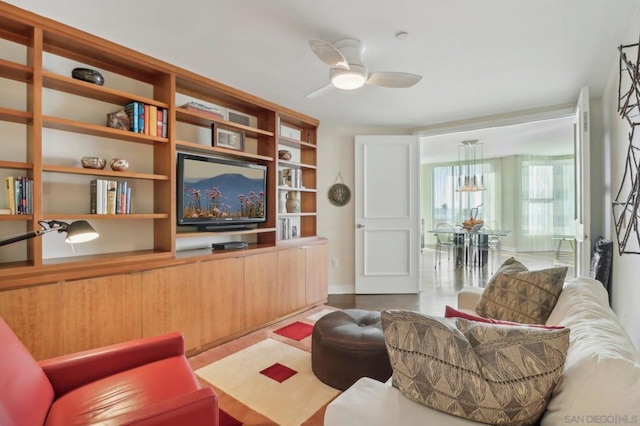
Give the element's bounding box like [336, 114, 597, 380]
[331, 69, 366, 90]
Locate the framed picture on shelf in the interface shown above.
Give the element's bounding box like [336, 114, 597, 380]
[212, 123, 244, 151]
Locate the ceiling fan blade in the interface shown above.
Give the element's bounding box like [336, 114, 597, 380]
[366, 71, 423, 88]
[309, 40, 350, 70]
[304, 83, 334, 99]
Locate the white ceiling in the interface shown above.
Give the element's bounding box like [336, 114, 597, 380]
[6, 0, 639, 158]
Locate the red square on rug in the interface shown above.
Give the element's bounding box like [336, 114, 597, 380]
[219, 408, 243, 426]
[273, 321, 313, 341]
[259, 362, 298, 383]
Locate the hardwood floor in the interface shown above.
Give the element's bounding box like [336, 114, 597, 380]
[326, 246, 574, 315]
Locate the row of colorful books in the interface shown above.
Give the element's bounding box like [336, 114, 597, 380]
[90, 180, 132, 215]
[3, 176, 33, 215]
[124, 102, 168, 137]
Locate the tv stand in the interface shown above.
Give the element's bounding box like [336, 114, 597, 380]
[196, 224, 256, 232]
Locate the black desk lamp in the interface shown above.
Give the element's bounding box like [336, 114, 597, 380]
[0, 220, 99, 247]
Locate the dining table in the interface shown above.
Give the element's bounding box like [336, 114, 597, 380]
[428, 227, 511, 268]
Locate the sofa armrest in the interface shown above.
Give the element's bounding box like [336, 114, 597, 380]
[40, 332, 185, 397]
[457, 287, 484, 311]
[104, 387, 219, 426]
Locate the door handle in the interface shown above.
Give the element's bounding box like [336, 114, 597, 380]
[357, 224, 365, 229]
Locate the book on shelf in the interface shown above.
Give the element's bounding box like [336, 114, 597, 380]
[4, 176, 14, 214]
[149, 105, 157, 137]
[278, 217, 297, 240]
[91, 180, 131, 215]
[161, 107, 168, 138]
[124, 101, 140, 133]
[4, 176, 33, 215]
[181, 101, 224, 120]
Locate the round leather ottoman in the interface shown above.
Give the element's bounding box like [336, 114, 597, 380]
[311, 309, 392, 391]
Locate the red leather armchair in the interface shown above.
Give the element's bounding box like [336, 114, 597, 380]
[0, 317, 218, 426]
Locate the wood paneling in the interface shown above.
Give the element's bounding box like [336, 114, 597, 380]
[141, 264, 200, 351]
[62, 273, 142, 354]
[0, 282, 63, 360]
[244, 251, 279, 329]
[200, 257, 244, 344]
[278, 247, 306, 315]
[306, 243, 328, 305]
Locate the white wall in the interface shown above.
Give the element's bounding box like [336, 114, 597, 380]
[317, 125, 411, 294]
[601, 5, 640, 349]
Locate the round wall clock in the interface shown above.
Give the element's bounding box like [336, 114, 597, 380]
[328, 182, 351, 207]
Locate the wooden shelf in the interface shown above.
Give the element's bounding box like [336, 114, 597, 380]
[0, 58, 32, 82]
[278, 160, 317, 170]
[278, 135, 316, 150]
[277, 213, 317, 218]
[42, 164, 169, 181]
[43, 115, 169, 145]
[0, 214, 33, 220]
[176, 139, 273, 162]
[0, 160, 31, 170]
[43, 213, 169, 220]
[176, 107, 273, 138]
[277, 186, 316, 193]
[42, 71, 168, 108]
[0, 107, 32, 124]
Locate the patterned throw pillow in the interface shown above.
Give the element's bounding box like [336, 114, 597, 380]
[475, 257, 567, 324]
[381, 310, 570, 426]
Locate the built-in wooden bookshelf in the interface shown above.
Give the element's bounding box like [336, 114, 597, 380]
[0, 1, 326, 359]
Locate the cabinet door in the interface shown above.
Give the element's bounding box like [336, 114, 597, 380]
[244, 251, 279, 329]
[306, 243, 329, 305]
[63, 273, 142, 354]
[0, 283, 63, 360]
[142, 264, 201, 351]
[200, 257, 244, 345]
[278, 247, 306, 315]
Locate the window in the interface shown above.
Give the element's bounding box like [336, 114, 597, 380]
[520, 156, 574, 237]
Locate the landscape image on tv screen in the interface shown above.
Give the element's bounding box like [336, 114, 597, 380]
[182, 158, 265, 220]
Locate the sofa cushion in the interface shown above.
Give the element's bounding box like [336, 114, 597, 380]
[381, 309, 569, 425]
[444, 306, 565, 329]
[541, 278, 640, 425]
[475, 257, 567, 324]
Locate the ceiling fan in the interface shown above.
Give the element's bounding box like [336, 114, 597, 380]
[306, 38, 422, 99]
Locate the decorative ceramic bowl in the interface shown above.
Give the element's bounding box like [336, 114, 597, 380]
[278, 150, 292, 161]
[81, 156, 106, 170]
[71, 68, 105, 86]
[110, 158, 129, 171]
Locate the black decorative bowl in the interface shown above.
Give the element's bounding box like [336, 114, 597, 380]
[72, 68, 104, 86]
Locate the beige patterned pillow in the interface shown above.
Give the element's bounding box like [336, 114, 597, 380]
[381, 310, 569, 426]
[475, 257, 567, 324]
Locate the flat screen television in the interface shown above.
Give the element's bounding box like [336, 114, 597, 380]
[177, 153, 267, 231]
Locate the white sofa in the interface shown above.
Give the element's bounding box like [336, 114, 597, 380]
[324, 277, 640, 425]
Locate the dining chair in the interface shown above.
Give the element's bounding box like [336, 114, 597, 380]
[434, 223, 456, 269]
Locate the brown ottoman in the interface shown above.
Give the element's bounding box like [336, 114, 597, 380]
[311, 309, 392, 391]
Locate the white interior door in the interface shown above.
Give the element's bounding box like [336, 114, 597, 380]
[574, 86, 591, 276]
[355, 135, 421, 294]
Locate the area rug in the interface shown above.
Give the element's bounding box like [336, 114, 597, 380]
[189, 306, 340, 425]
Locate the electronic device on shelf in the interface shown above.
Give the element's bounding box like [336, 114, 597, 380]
[176, 153, 267, 231]
[212, 241, 249, 250]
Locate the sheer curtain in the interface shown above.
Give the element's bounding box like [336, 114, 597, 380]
[429, 159, 502, 229]
[518, 155, 574, 251]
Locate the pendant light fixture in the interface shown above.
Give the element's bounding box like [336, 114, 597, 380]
[456, 140, 486, 192]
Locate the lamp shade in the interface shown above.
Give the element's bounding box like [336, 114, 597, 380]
[64, 220, 99, 244]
